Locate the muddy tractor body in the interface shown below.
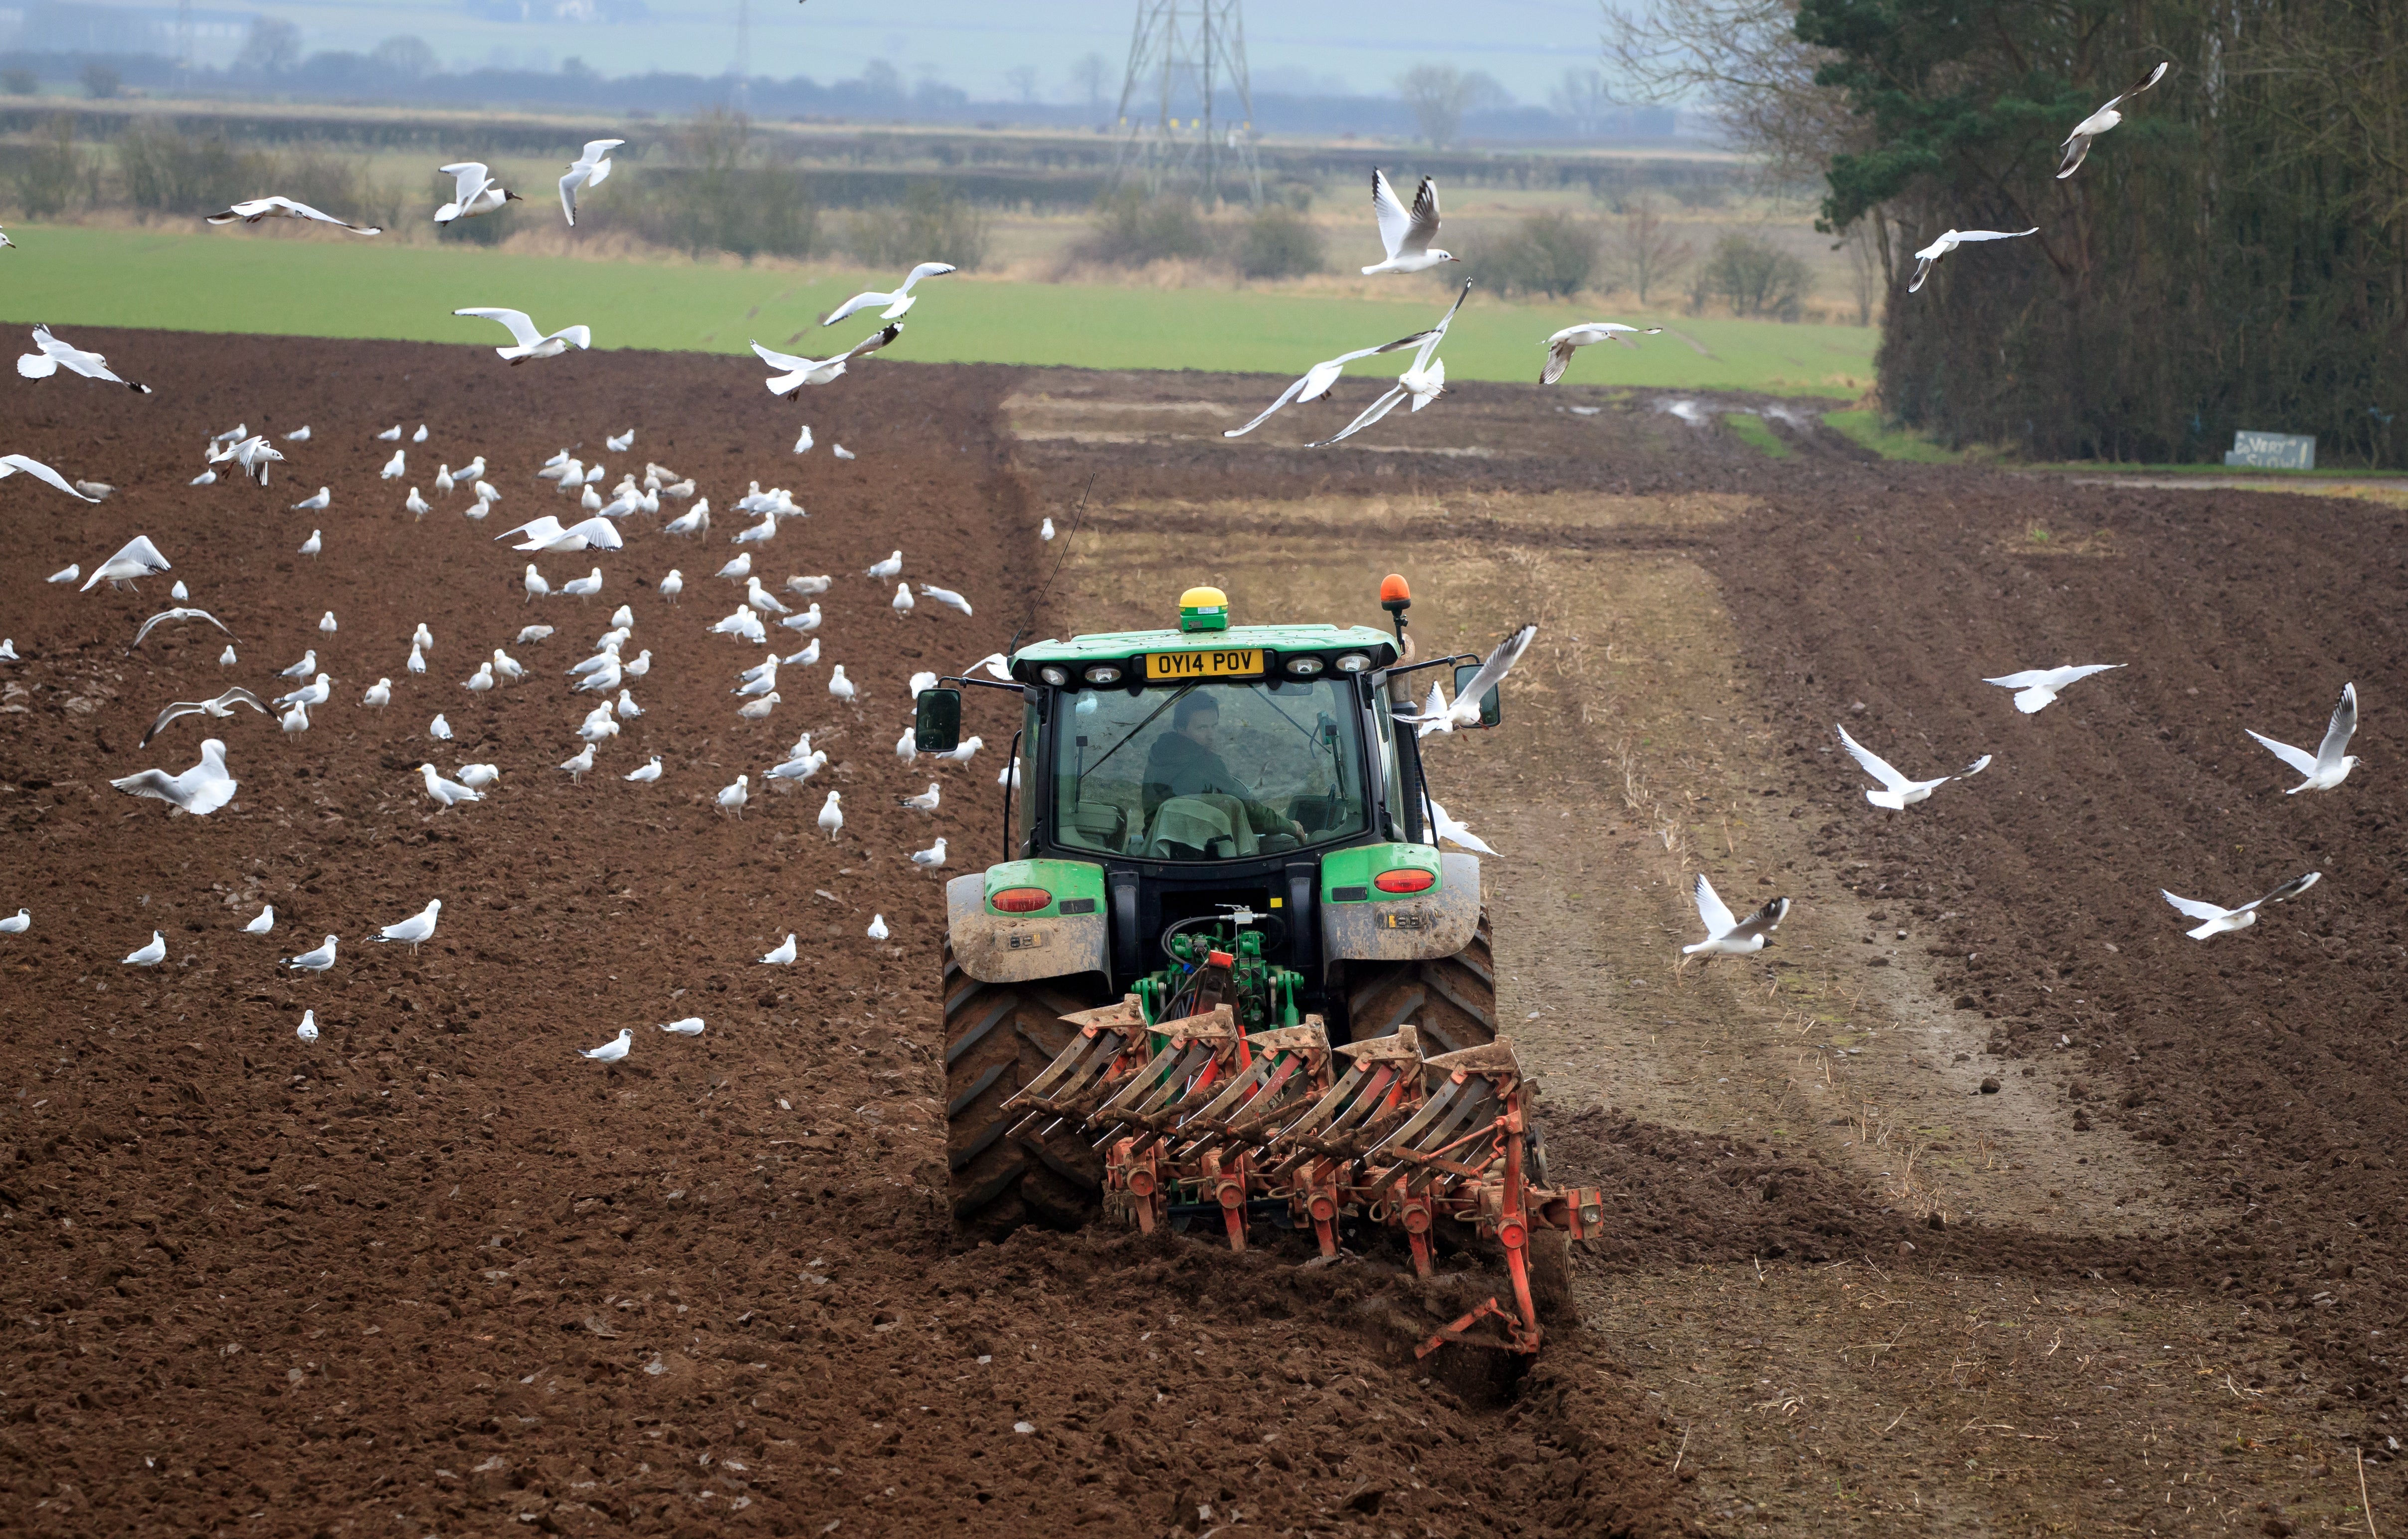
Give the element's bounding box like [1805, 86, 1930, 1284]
[915, 582, 1603, 1355]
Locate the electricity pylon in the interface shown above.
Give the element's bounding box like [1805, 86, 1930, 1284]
[1110, 0, 1263, 207]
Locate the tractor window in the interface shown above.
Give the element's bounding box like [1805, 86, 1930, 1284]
[1051, 679, 1368, 860]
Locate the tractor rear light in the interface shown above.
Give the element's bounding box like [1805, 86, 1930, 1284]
[1373, 868, 1436, 894]
[1039, 665, 1070, 686]
[991, 887, 1052, 913]
[1084, 665, 1122, 684]
[1284, 656, 1324, 677]
[1332, 653, 1371, 673]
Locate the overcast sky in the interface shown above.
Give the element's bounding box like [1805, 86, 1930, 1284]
[243, 0, 1606, 100]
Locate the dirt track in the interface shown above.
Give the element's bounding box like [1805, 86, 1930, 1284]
[2, 334, 2402, 1537]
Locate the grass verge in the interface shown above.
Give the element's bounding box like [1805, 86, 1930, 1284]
[1720, 412, 1792, 458]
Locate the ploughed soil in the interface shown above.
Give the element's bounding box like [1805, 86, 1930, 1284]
[2, 334, 2402, 1537]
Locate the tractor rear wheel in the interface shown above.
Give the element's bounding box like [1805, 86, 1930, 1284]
[1339, 909, 1495, 1051]
[943, 942, 1111, 1234]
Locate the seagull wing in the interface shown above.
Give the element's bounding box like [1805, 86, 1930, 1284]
[2251, 870, 2321, 909]
[1691, 872, 1738, 938]
[2312, 682, 2357, 770]
[0, 453, 95, 500]
[1726, 894, 1790, 942]
[277, 198, 379, 234]
[1412, 281, 1473, 372]
[1540, 334, 1581, 385]
[110, 767, 184, 803]
[1308, 385, 1409, 447]
[215, 686, 268, 714]
[1836, 724, 1914, 791]
[455, 308, 543, 347]
[558, 167, 587, 224]
[138, 700, 206, 748]
[550, 325, 592, 351]
[1403, 174, 1443, 254]
[821, 289, 889, 326]
[1982, 669, 2052, 689]
[1223, 372, 1320, 438]
[1231, 329, 1442, 437]
[2128, 60, 2171, 97]
[130, 607, 233, 648]
[897, 261, 957, 293]
[2055, 134, 2095, 179]
[1951, 753, 1994, 781]
[1370, 168, 1413, 259]
[1907, 252, 1940, 294]
[2160, 889, 2228, 922]
[1449, 622, 1539, 718]
[749, 340, 817, 371]
[2245, 728, 2318, 778]
[443, 162, 494, 207]
[840, 323, 903, 361]
[1954, 227, 2041, 244]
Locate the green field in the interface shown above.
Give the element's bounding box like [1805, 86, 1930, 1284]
[0, 223, 1877, 396]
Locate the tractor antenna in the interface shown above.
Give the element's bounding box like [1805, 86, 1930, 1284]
[1010, 470, 1098, 659]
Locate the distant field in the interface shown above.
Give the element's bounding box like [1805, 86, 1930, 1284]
[0, 223, 1877, 396]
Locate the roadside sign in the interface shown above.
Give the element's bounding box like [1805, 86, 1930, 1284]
[2224, 431, 2316, 470]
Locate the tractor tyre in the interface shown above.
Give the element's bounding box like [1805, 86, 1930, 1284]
[1339, 909, 1495, 1052]
[942, 942, 1110, 1236]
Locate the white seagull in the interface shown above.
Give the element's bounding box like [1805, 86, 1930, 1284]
[659, 1018, 706, 1035]
[866, 550, 903, 581]
[625, 755, 663, 783]
[1224, 327, 1448, 438]
[2161, 871, 2321, 940]
[16, 324, 151, 392]
[297, 1011, 319, 1042]
[362, 679, 391, 707]
[1401, 622, 1538, 734]
[817, 789, 844, 840]
[1908, 228, 2040, 293]
[910, 837, 948, 871]
[1360, 169, 1456, 276]
[3, 453, 98, 501]
[2057, 62, 2171, 179]
[372, 899, 442, 952]
[901, 781, 940, 812]
[124, 931, 167, 967]
[560, 743, 595, 781]
[1427, 798, 1496, 855]
[0, 908, 28, 935]
[417, 765, 483, 808]
[137, 686, 266, 748]
[434, 162, 520, 223]
[828, 665, 856, 702]
[1680, 873, 1791, 967]
[919, 584, 972, 616]
[866, 914, 890, 942]
[761, 934, 798, 965]
[718, 774, 750, 817]
[892, 582, 916, 616]
[287, 935, 339, 973]
[291, 487, 331, 513]
[581, 1028, 634, 1063]
[129, 606, 233, 651]
[380, 449, 405, 479]
[80, 535, 173, 592]
[457, 763, 501, 787]
[558, 138, 625, 226]
[1837, 724, 1991, 810]
[661, 569, 684, 602]
[1310, 281, 1473, 447]
[428, 712, 452, 740]
[298, 529, 322, 557]
[822, 262, 957, 325]
[207, 195, 381, 235]
[454, 307, 591, 364]
[243, 905, 275, 934]
[1982, 663, 2124, 715]
[749, 325, 902, 396]
[47, 563, 81, 583]
[111, 738, 238, 815]
[1540, 323, 1667, 385]
[2246, 682, 2360, 794]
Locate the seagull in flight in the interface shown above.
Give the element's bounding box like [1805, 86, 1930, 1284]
[1837, 724, 1991, 809]
[1681, 873, 1790, 968]
[206, 196, 381, 235]
[1309, 282, 1472, 447]
[138, 686, 266, 748]
[435, 162, 520, 224]
[1540, 323, 1666, 384]
[81, 536, 173, 592]
[2246, 682, 2359, 793]
[130, 607, 233, 650]
[1426, 798, 1496, 855]
[1401, 622, 1537, 735]
[110, 738, 238, 815]
[2161, 871, 2320, 940]
[749, 325, 901, 395]
[1, 453, 95, 501]
[558, 138, 625, 226]
[1981, 663, 2124, 715]
[455, 308, 590, 364]
[1908, 228, 2039, 293]
[823, 262, 956, 325]
[17, 324, 151, 392]
[1360, 169, 1456, 275]
[2057, 62, 2170, 179]
[1223, 324, 1445, 438]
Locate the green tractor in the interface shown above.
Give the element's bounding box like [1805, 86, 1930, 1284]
[917, 577, 1529, 1239]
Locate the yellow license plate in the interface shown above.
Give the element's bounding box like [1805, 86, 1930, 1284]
[1145, 648, 1264, 681]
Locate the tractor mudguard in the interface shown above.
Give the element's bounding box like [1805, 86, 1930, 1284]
[945, 863, 1109, 984]
[1320, 850, 1481, 963]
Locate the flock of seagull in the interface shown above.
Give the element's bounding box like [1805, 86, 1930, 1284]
[1681, 662, 2361, 966]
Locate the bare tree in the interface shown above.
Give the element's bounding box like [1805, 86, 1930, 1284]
[1608, 194, 1693, 305]
[1070, 51, 1111, 113]
[1549, 67, 1613, 135]
[1840, 220, 1882, 327]
[238, 16, 302, 75]
[1397, 65, 1509, 152]
[1003, 65, 1039, 105]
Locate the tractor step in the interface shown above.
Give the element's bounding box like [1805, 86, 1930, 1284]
[1002, 1002, 1605, 1358]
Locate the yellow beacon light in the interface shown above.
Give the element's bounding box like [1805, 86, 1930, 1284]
[1178, 585, 1230, 633]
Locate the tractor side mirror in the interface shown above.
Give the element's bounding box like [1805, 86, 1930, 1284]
[915, 687, 963, 752]
[1453, 663, 1501, 728]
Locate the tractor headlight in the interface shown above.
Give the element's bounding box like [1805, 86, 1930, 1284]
[1084, 665, 1122, 685]
[1039, 665, 1070, 686]
[1332, 653, 1371, 674]
[1284, 656, 1324, 677]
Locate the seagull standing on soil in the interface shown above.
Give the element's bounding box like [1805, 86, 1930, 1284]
[1359, 169, 1456, 275]
[2057, 62, 2171, 179]
[110, 739, 238, 815]
[560, 743, 594, 781]
[1837, 724, 1991, 809]
[298, 529, 322, 557]
[867, 914, 890, 942]
[297, 1011, 318, 1042]
[428, 713, 452, 740]
[291, 487, 330, 513]
[1309, 282, 1473, 447]
[761, 934, 798, 965]
[16, 324, 151, 392]
[1681, 873, 1790, 968]
[286, 935, 338, 973]
[1908, 228, 2040, 293]
[659, 1018, 705, 1035]
[749, 325, 901, 396]
[867, 550, 903, 581]
[124, 931, 167, 967]
[718, 775, 750, 817]
[0, 908, 29, 934]
[2246, 682, 2360, 793]
[558, 138, 625, 226]
[581, 1028, 634, 1062]
[901, 782, 940, 812]
[910, 837, 948, 872]
[2161, 871, 2321, 939]
[822, 262, 956, 324]
[372, 899, 442, 952]
[817, 790, 843, 841]
[207, 196, 382, 235]
[1539, 323, 1667, 384]
[1982, 663, 2124, 714]
[625, 756, 663, 782]
[417, 764, 481, 808]
[244, 905, 275, 934]
[827, 665, 856, 703]
[454, 307, 591, 363]
[362, 679, 391, 707]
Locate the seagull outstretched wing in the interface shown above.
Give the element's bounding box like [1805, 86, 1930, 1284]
[1224, 329, 1437, 438]
[1692, 872, 1737, 939]
[455, 308, 544, 348]
[1836, 724, 1913, 792]
[2244, 728, 2317, 779]
[130, 607, 234, 648]
[2159, 889, 2229, 923]
[1370, 169, 1414, 260]
[0, 452, 95, 500]
[2312, 682, 2358, 771]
